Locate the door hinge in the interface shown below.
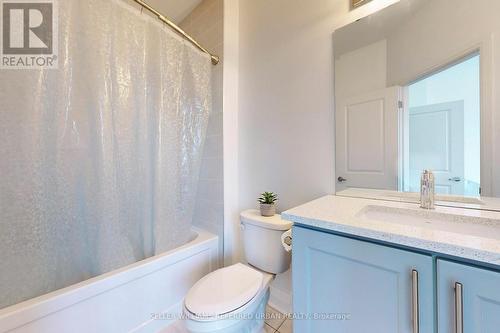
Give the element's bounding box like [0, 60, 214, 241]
[398, 100, 404, 109]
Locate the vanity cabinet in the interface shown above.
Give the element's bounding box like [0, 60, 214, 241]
[437, 259, 500, 332]
[293, 225, 500, 333]
[293, 226, 434, 333]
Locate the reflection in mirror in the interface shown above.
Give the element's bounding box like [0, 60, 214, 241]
[333, 0, 500, 206]
[404, 54, 480, 196]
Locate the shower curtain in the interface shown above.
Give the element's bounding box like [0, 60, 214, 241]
[0, 0, 211, 309]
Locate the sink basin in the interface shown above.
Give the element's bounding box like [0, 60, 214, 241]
[356, 205, 500, 241]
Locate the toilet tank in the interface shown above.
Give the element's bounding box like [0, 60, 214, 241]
[240, 210, 293, 274]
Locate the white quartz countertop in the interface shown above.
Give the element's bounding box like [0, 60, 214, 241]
[282, 195, 500, 267]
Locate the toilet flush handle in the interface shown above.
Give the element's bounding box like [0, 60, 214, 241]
[281, 229, 292, 252]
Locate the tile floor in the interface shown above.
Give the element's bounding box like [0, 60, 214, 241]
[160, 304, 292, 333]
[264, 305, 292, 333]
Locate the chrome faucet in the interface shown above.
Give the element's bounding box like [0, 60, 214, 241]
[420, 170, 435, 209]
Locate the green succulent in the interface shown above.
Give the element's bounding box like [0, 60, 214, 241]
[258, 192, 278, 205]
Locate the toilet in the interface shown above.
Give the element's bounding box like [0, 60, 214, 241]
[183, 209, 292, 333]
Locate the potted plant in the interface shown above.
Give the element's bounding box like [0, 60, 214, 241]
[258, 192, 278, 217]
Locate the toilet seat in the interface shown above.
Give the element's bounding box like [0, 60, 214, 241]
[184, 263, 264, 318]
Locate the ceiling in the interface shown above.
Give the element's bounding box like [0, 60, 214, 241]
[145, 0, 203, 24]
[333, 0, 431, 57]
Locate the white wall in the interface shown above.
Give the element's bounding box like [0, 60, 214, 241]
[335, 39, 388, 100]
[218, 0, 399, 307]
[222, 0, 240, 265]
[238, 0, 333, 214]
[146, 0, 203, 23]
[223, 0, 401, 264]
[386, 0, 500, 86]
[237, 0, 399, 213]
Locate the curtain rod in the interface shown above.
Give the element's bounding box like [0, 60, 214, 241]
[133, 0, 220, 65]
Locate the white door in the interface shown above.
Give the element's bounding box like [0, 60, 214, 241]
[407, 101, 465, 195]
[335, 87, 401, 191]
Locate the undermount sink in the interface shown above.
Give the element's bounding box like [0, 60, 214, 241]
[356, 205, 500, 241]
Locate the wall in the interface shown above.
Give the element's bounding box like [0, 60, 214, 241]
[386, 0, 500, 86]
[335, 39, 388, 100]
[179, 0, 224, 264]
[221, 0, 400, 312]
[146, 0, 203, 23]
[222, 0, 240, 264]
[237, 0, 399, 216]
[231, 0, 399, 259]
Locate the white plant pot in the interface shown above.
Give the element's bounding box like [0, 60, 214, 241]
[260, 203, 276, 217]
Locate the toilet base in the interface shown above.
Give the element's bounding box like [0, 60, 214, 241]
[184, 289, 270, 333]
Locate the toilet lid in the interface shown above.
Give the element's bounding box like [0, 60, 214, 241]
[185, 263, 263, 317]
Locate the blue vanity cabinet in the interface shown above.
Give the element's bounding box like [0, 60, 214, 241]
[292, 226, 434, 333]
[437, 259, 500, 333]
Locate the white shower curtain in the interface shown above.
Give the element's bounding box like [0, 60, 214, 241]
[0, 0, 211, 309]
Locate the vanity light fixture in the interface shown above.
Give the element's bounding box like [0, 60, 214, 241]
[351, 0, 373, 9]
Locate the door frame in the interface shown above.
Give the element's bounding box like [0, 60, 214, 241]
[398, 38, 493, 196]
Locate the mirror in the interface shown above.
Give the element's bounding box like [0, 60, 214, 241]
[333, 0, 500, 209]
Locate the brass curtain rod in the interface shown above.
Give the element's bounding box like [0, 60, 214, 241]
[133, 0, 220, 65]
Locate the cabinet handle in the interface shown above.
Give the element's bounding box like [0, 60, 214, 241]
[411, 269, 419, 333]
[455, 282, 463, 333]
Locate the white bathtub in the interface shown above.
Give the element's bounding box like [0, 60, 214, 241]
[0, 228, 219, 333]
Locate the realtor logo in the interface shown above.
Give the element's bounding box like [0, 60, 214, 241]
[1, 0, 58, 68]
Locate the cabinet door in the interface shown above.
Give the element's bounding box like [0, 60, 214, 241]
[292, 226, 434, 333]
[437, 259, 500, 333]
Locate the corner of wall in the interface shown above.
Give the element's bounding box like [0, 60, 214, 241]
[223, 0, 242, 265]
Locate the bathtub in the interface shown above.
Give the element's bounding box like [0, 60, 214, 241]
[0, 228, 219, 333]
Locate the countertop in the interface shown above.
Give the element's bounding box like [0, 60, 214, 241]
[282, 195, 500, 267]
